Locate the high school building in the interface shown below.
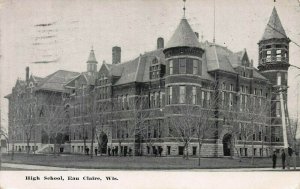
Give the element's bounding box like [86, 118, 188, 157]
[5, 7, 291, 157]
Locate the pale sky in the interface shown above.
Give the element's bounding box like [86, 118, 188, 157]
[1, 0, 300, 130]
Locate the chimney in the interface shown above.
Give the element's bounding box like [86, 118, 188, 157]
[26, 67, 29, 82]
[112, 46, 121, 64]
[157, 37, 164, 49]
[195, 32, 199, 39]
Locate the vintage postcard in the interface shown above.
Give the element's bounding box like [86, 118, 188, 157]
[0, 0, 300, 189]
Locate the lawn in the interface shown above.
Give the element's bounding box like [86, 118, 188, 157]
[2, 153, 300, 170]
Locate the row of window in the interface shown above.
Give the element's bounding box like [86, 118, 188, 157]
[169, 58, 201, 75]
[167, 86, 198, 105]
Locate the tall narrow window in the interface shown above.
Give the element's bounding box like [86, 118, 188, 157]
[192, 87, 197, 104]
[229, 93, 233, 107]
[221, 91, 225, 107]
[126, 94, 129, 109]
[179, 86, 186, 103]
[150, 93, 154, 108]
[168, 86, 172, 104]
[266, 50, 271, 63]
[155, 92, 159, 107]
[179, 59, 186, 74]
[201, 91, 205, 107]
[122, 95, 125, 110]
[207, 92, 211, 106]
[276, 49, 282, 61]
[169, 60, 173, 75]
[240, 94, 243, 111]
[277, 72, 281, 85]
[193, 59, 198, 74]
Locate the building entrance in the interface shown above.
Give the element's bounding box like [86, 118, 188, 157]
[223, 134, 232, 156]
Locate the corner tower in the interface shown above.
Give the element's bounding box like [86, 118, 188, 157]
[163, 18, 205, 147]
[163, 18, 204, 106]
[258, 7, 290, 146]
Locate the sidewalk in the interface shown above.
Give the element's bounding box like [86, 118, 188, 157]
[1, 163, 300, 171]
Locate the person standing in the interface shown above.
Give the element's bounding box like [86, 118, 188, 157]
[108, 147, 111, 156]
[272, 151, 277, 169]
[281, 149, 286, 169]
[112, 147, 115, 156]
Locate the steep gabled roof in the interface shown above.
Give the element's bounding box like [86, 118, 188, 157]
[165, 18, 201, 49]
[261, 7, 287, 41]
[36, 70, 80, 92]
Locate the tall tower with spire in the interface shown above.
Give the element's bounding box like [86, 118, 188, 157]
[86, 48, 98, 74]
[258, 7, 290, 145]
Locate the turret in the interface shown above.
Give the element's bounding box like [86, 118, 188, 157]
[258, 7, 290, 144]
[86, 49, 98, 73]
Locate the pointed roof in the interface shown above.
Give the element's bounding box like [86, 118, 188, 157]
[261, 7, 287, 41]
[165, 18, 201, 49]
[87, 49, 98, 64]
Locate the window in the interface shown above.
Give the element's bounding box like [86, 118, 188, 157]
[240, 94, 243, 111]
[126, 94, 129, 109]
[155, 92, 159, 107]
[229, 93, 233, 107]
[276, 49, 281, 61]
[276, 101, 281, 117]
[207, 92, 211, 106]
[201, 91, 205, 107]
[150, 93, 154, 108]
[221, 91, 225, 107]
[193, 59, 198, 74]
[192, 87, 197, 104]
[167, 146, 171, 155]
[179, 59, 186, 74]
[266, 50, 271, 62]
[157, 91, 161, 107]
[122, 95, 125, 110]
[168, 86, 172, 104]
[169, 60, 173, 75]
[277, 72, 281, 85]
[179, 86, 186, 103]
[230, 84, 233, 91]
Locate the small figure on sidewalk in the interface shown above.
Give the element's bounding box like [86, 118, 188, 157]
[94, 148, 98, 156]
[272, 151, 277, 169]
[159, 147, 163, 157]
[112, 147, 115, 156]
[86, 147, 90, 155]
[281, 149, 286, 169]
[108, 147, 111, 156]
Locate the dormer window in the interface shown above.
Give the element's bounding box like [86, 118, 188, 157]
[150, 57, 161, 79]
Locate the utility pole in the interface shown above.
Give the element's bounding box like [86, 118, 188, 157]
[277, 74, 290, 169]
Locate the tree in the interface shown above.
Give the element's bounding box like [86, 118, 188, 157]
[40, 93, 68, 157]
[17, 94, 38, 155]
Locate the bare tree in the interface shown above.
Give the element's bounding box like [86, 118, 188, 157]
[40, 93, 68, 157]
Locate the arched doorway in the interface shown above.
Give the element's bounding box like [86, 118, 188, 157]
[98, 132, 108, 154]
[222, 134, 232, 156]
